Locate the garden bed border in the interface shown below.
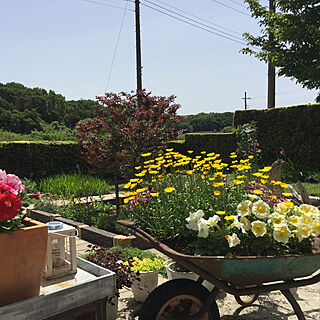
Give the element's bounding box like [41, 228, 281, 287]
[27, 209, 150, 249]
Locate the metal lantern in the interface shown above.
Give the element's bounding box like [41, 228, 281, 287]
[43, 222, 77, 280]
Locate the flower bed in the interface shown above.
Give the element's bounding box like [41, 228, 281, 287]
[121, 149, 320, 257]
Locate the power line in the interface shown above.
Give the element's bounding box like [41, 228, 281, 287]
[105, 0, 129, 93]
[140, 1, 247, 45]
[151, 0, 242, 35]
[209, 0, 251, 17]
[143, 0, 244, 41]
[79, 0, 134, 11]
[228, 0, 247, 9]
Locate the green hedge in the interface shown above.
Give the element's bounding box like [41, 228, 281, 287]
[184, 132, 236, 159]
[0, 141, 89, 179]
[234, 104, 320, 169]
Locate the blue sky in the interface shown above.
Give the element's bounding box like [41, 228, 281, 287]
[1, 0, 318, 115]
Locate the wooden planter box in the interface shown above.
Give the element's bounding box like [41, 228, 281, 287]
[0, 218, 48, 306]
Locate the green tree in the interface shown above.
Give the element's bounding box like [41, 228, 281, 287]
[242, 0, 320, 90]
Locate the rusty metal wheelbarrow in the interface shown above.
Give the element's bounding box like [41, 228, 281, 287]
[117, 220, 320, 320]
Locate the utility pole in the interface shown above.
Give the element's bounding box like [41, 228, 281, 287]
[242, 92, 251, 110]
[267, 0, 275, 108]
[135, 0, 142, 92]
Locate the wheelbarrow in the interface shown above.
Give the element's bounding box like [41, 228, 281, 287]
[117, 220, 320, 320]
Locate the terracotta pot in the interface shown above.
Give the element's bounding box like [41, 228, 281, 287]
[131, 270, 159, 302]
[0, 218, 48, 307]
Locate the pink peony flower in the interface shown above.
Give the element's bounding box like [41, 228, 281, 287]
[0, 170, 25, 195]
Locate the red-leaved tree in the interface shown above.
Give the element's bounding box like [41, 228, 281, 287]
[76, 90, 184, 212]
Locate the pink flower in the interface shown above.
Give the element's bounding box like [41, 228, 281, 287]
[0, 170, 25, 195]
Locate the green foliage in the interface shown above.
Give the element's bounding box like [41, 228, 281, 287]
[0, 141, 88, 180]
[177, 112, 234, 133]
[234, 104, 320, 170]
[0, 82, 96, 133]
[39, 174, 113, 198]
[107, 246, 161, 262]
[242, 1, 320, 90]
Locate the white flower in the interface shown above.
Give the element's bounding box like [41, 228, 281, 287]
[236, 200, 252, 217]
[186, 209, 204, 231]
[247, 194, 260, 202]
[251, 220, 267, 237]
[207, 215, 221, 228]
[252, 200, 270, 219]
[299, 204, 319, 217]
[240, 216, 251, 231]
[227, 233, 241, 248]
[274, 202, 290, 215]
[295, 223, 311, 242]
[231, 216, 246, 233]
[197, 219, 209, 238]
[273, 223, 291, 244]
[268, 212, 286, 225]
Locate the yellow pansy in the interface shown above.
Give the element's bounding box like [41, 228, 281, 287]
[164, 187, 175, 193]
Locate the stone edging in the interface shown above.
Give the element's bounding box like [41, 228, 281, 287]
[27, 209, 150, 249]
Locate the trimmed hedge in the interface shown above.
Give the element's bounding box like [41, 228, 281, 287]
[0, 141, 89, 179]
[184, 132, 236, 159]
[234, 104, 320, 169]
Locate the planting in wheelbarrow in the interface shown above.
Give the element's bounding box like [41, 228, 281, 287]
[120, 150, 320, 319]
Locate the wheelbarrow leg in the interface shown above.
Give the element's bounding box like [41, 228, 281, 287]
[280, 289, 305, 320]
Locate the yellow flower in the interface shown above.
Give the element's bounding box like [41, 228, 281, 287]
[282, 192, 292, 197]
[259, 166, 272, 172]
[201, 151, 206, 154]
[274, 202, 290, 215]
[253, 190, 262, 195]
[216, 211, 226, 215]
[251, 221, 267, 237]
[233, 180, 244, 185]
[150, 192, 159, 197]
[230, 154, 237, 158]
[214, 191, 221, 196]
[273, 224, 291, 243]
[136, 188, 147, 193]
[224, 215, 234, 221]
[135, 172, 146, 177]
[260, 179, 267, 184]
[253, 172, 262, 177]
[166, 148, 173, 152]
[248, 155, 254, 159]
[187, 150, 194, 154]
[125, 192, 134, 197]
[261, 175, 269, 179]
[284, 201, 294, 209]
[186, 170, 193, 175]
[312, 220, 320, 236]
[141, 152, 152, 157]
[149, 170, 159, 175]
[240, 216, 251, 231]
[295, 223, 311, 242]
[164, 187, 175, 193]
[124, 183, 131, 189]
[280, 182, 289, 188]
[130, 178, 139, 182]
[299, 204, 319, 216]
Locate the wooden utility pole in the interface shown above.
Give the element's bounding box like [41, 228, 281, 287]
[242, 92, 251, 110]
[135, 0, 142, 92]
[267, 0, 275, 108]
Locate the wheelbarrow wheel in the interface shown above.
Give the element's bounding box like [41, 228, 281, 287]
[139, 279, 220, 320]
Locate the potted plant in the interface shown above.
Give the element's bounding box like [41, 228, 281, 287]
[128, 257, 165, 302]
[166, 261, 198, 281]
[0, 169, 48, 307]
[85, 245, 139, 320]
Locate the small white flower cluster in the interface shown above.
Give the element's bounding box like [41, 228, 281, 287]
[186, 198, 320, 251]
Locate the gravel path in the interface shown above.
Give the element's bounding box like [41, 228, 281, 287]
[117, 275, 320, 319]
